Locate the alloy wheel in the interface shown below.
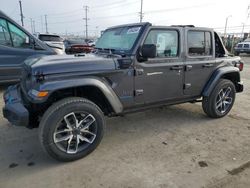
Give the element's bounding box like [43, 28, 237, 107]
[215, 87, 233, 114]
[53, 112, 97, 154]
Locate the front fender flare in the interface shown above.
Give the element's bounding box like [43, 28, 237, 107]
[36, 77, 123, 114]
[202, 66, 240, 97]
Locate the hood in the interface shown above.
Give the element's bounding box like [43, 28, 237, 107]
[24, 53, 117, 76]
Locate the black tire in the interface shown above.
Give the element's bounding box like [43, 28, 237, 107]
[234, 52, 240, 56]
[202, 79, 236, 118]
[39, 97, 105, 162]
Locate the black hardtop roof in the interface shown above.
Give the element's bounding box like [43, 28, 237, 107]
[106, 22, 152, 30]
[106, 22, 212, 31]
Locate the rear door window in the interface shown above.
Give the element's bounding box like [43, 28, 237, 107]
[187, 31, 212, 56]
[0, 18, 12, 47]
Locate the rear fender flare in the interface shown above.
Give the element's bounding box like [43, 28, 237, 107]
[202, 66, 240, 97]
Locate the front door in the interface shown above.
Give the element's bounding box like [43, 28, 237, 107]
[134, 27, 184, 105]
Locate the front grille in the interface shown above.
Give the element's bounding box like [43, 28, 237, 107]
[243, 44, 249, 48]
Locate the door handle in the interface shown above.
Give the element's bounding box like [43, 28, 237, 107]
[171, 66, 183, 70]
[203, 63, 214, 68]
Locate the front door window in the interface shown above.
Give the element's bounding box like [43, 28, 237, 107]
[8, 22, 30, 48]
[0, 18, 12, 47]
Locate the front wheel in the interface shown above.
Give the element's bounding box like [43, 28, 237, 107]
[202, 79, 236, 118]
[39, 97, 105, 162]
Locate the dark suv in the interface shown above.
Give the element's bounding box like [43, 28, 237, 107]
[0, 10, 55, 83]
[3, 22, 244, 161]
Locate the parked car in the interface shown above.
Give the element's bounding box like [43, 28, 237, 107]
[64, 39, 93, 54]
[234, 38, 250, 55]
[0, 10, 56, 83]
[3, 22, 244, 162]
[86, 39, 96, 47]
[36, 33, 65, 55]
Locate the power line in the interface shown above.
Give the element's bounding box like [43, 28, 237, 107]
[47, 12, 137, 25]
[91, 0, 139, 9]
[46, 8, 83, 16]
[144, 3, 211, 14]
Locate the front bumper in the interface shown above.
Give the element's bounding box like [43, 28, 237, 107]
[2, 85, 29, 127]
[234, 48, 250, 53]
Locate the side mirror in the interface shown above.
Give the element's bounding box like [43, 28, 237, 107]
[25, 36, 30, 44]
[141, 44, 156, 59]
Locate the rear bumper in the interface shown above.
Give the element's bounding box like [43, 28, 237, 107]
[2, 85, 29, 127]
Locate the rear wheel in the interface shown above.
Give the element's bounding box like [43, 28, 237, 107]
[39, 97, 105, 162]
[202, 79, 236, 118]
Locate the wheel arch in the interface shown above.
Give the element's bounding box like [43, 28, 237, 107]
[39, 77, 123, 115]
[202, 66, 241, 97]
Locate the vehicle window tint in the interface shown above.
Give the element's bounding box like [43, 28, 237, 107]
[8, 22, 30, 48]
[0, 18, 12, 46]
[188, 31, 212, 56]
[39, 35, 63, 42]
[144, 29, 178, 58]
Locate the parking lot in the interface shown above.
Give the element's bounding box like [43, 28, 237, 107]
[0, 56, 249, 188]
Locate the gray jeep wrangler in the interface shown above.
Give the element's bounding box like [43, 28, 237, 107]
[3, 22, 244, 161]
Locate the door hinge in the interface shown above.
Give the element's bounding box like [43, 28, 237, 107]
[135, 89, 144, 96]
[184, 83, 191, 89]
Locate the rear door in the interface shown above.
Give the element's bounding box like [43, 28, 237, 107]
[134, 27, 184, 104]
[184, 28, 216, 96]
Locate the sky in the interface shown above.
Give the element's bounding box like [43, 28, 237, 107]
[1, 0, 250, 37]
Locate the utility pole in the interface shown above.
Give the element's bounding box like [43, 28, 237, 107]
[139, 0, 143, 22]
[45, 15, 48, 34]
[19, 0, 24, 26]
[224, 15, 232, 41]
[83, 6, 89, 40]
[241, 22, 245, 39]
[41, 16, 44, 33]
[33, 20, 36, 33]
[30, 18, 33, 33]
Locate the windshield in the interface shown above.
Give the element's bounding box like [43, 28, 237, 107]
[95, 26, 141, 51]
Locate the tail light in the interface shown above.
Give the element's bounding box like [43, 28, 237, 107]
[235, 61, 244, 71]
